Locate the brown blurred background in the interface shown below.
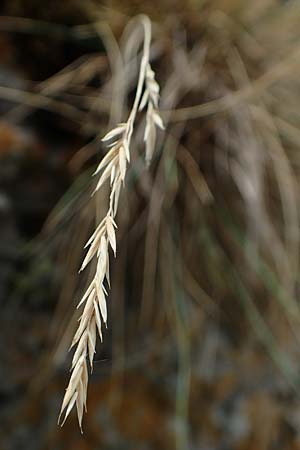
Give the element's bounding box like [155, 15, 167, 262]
[1, 1, 300, 449]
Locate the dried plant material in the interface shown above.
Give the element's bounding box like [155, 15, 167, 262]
[139, 64, 165, 166]
[58, 15, 164, 431]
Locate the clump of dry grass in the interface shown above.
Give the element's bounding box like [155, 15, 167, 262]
[25, 1, 300, 444]
[58, 15, 163, 430]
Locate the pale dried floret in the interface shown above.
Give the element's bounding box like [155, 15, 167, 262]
[59, 15, 164, 431]
[139, 63, 164, 166]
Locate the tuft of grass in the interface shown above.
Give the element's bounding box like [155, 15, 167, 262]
[18, 1, 300, 442]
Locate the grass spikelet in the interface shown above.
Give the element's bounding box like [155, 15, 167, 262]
[58, 14, 164, 430]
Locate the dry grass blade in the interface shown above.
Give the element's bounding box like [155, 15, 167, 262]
[58, 14, 164, 431]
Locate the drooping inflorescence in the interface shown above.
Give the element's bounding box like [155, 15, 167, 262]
[58, 15, 164, 431]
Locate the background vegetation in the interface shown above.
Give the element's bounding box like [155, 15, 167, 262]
[1, 1, 300, 449]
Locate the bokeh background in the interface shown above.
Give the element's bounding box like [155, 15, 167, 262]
[1, 1, 300, 449]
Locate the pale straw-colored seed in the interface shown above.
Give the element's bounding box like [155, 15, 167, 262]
[59, 15, 164, 431]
